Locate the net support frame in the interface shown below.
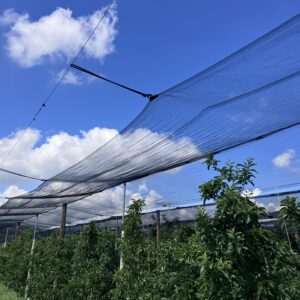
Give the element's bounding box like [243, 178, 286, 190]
[3, 14, 300, 230]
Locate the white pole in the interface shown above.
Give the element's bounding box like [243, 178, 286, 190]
[120, 182, 126, 269]
[3, 227, 9, 247]
[25, 214, 39, 299]
[31, 214, 39, 254]
[274, 188, 293, 252]
[193, 206, 197, 231]
[284, 221, 293, 252]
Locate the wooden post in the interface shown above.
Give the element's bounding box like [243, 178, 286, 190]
[59, 203, 67, 238]
[120, 183, 126, 269]
[15, 222, 21, 237]
[156, 210, 160, 245]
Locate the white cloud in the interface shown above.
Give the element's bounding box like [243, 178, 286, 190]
[252, 188, 262, 197]
[272, 149, 295, 168]
[87, 185, 131, 214]
[242, 187, 262, 198]
[242, 188, 280, 212]
[0, 8, 21, 26]
[0, 127, 200, 192]
[256, 201, 280, 212]
[20, 181, 172, 228]
[94, 128, 200, 179]
[63, 185, 168, 227]
[130, 192, 142, 201]
[138, 182, 148, 192]
[0, 183, 138, 227]
[58, 69, 81, 85]
[0, 5, 118, 67]
[0, 185, 27, 198]
[144, 189, 164, 208]
[0, 126, 200, 229]
[242, 187, 280, 213]
[177, 208, 195, 220]
[26, 127, 200, 199]
[35, 184, 165, 227]
[56, 69, 97, 85]
[0, 185, 27, 206]
[0, 127, 118, 185]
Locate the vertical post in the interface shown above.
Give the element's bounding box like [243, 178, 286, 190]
[120, 182, 126, 269]
[193, 206, 197, 231]
[31, 215, 38, 254]
[3, 227, 9, 247]
[15, 222, 21, 237]
[60, 203, 67, 238]
[25, 214, 39, 299]
[122, 183, 126, 225]
[156, 210, 160, 245]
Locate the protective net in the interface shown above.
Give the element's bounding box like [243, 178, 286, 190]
[0, 191, 285, 243]
[1, 14, 300, 226]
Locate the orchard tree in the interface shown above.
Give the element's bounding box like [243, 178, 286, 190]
[187, 155, 300, 299]
[279, 196, 300, 251]
[67, 223, 118, 300]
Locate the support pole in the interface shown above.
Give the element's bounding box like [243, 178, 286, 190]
[274, 189, 293, 252]
[156, 210, 161, 245]
[15, 222, 21, 237]
[71, 64, 158, 101]
[59, 203, 67, 238]
[193, 206, 197, 231]
[122, 183, 126, 226]
[25, 214, 39, 299]
[120, 183, 126, 269]
[3, 227, 8, 247]
[284, 221, 293, 252]
[31, 215, 38, 254]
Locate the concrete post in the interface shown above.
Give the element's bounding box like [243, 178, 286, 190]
[3, 227, 9, 247]
[156, 210, 160, 245]
[59, 203, 67, 238]
[120, 183, 126, 269]
[25, 214, 39, 299]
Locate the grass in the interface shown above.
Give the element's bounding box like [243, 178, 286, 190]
[0, 283, 22, 300]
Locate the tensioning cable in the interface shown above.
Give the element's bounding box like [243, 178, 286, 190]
[0, 167, 45, 182]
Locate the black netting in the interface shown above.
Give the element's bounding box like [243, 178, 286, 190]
[1, 14, 300, 226]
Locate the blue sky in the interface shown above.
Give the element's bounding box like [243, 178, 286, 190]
[0, 0, 300, 216]
[1, 0, 300, 136]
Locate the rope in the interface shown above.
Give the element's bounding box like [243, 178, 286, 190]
[71, 64, 158, 100]
[0, 167, 45, 182]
